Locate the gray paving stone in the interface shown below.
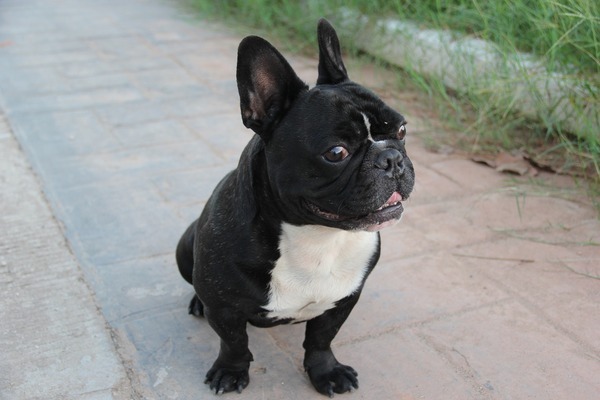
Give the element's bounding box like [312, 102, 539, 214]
[19, 140, 221, 193]
[57, 57, 179, 79]
[93, 94, 233, 129]
[463, 190, 596, 230]
[55, 181, 181, 265]
[153, 33, 240, 56]
[9, 110, 121, 158]
[129, 67, 208, 99]
[338, 331, 487, 399]
[0, 66, 69, 95]
[95, 99, 172, 127]
[162, 95, 236, 119]
[87, 35, 161, 60]
[429, 158, 510, 191]
[152, 164, 234, 204]
[3, 50, 98, 68]
[5, 86, 144, 114]
[112, 119, 196, 148]
[175, 52, 238, 84]
[183, 113, 251, 162]
[85, 141, 222, 173]
[455, 238, 600, 350]
[418, 300, 600, 399]
[380, 203, 495, 260]
[408, 162, 465, 202]
[87, 255, 190, 325]
[0, 38, 87, 56]
[66, 72, 135, 93]
[57, 59, 136, 79]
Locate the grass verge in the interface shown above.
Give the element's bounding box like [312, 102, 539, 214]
[188, 0, 599, 204]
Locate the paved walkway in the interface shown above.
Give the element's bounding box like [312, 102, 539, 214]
[1, 0, 599, 399]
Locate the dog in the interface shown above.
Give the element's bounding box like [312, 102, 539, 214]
[176, 18, 414, 397]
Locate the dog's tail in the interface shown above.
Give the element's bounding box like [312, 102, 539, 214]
[176, 219, 197, 285]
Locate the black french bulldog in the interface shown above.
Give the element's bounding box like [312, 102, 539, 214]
[176, 19, 414, 397]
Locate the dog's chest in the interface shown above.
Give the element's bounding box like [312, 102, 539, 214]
[264, 223, 377, 322]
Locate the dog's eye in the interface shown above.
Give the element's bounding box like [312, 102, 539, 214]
[397, 124, 407, 140]
[323, 146, 349, 162]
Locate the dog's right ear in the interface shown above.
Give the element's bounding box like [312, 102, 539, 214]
[236, 36, 308, 141]
[317, 18, 349, 85]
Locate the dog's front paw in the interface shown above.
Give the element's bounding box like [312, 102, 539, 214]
[307, 362, 359, 397]
[205, 365, 250, 395]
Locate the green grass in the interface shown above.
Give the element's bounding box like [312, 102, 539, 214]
[361, 0, 599, 75]
[189, 0, 600, 192]
[192, 0, 599, 73]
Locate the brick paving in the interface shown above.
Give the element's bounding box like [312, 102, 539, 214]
[0, 1, 599, 399]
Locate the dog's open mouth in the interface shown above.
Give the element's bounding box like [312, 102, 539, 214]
[306, 192, 404, 231]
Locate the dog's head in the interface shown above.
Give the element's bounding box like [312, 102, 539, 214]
[237, 19, 414, 231]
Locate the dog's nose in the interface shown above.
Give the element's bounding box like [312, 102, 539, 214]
[375, 148, 404, 176]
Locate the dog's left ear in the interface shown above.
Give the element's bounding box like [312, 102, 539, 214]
[317, 18, 349, 85]
[237, 36, 308, 140]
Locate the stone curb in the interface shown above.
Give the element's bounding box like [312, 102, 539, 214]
[0, 114, 135, 399]
[333, 9, 598, 139]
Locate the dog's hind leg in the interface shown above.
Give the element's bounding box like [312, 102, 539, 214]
[176, 219, 196, 285]
[187, 294, 204, 317]
[176, 219, 205, 317]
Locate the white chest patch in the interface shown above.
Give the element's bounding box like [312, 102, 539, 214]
[264, 223, 378, 322]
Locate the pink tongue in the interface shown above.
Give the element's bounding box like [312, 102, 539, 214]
[384, 192, 403, 206]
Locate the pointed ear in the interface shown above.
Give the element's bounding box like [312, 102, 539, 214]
[236, 36, 308, 140]
[317, 18, 349, 85]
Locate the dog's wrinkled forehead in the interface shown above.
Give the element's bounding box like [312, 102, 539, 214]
[303, 83, 405, 140]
